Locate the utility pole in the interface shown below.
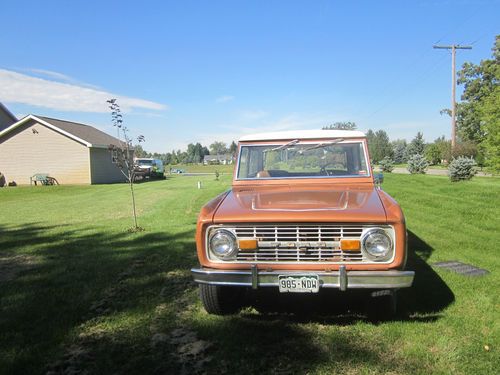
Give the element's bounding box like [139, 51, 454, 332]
[433, 44, 472, 149]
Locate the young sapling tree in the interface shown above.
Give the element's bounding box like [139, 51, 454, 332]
[107, 98, 145, 231]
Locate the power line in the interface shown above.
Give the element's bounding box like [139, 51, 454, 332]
[433, 44, 472, 149]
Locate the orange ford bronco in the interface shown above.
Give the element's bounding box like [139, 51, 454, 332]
[191, 130, 414, 316]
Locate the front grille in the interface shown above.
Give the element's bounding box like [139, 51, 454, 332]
[234, 225, 363, 242]
[207, 224, 391, 263]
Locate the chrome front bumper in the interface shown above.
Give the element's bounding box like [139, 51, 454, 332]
[191, 265, 414, 291]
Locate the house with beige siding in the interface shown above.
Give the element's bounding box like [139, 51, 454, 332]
[0, 115, 129, 185]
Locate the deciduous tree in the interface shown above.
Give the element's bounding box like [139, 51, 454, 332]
[322, 121, 357, 130]
[107, 99, 145, 231]
[209, 141, 228, 156]
[366, 129, 393, 163]
[456, 35, 499, 170]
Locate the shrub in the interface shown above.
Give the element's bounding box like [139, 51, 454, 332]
[424, 138, 451, 165]
[424, 143, 442, 165]
[379, 157, 394, 173]
[407, 154, 428, 174]
[448, 157, 477, 181]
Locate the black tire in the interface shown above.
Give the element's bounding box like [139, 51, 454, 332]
[199, 284, 245, 315]
[366, 290, 398, 322]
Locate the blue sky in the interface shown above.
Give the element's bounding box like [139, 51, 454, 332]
[0, 0, 498, 152]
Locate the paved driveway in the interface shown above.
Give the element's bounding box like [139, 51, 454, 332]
[391, 167, 492, 177]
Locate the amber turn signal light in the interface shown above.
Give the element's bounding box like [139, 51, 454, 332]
[340, 239, 361, 251]
[238, 239, 258, 250]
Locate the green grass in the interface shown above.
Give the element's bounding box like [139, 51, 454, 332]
[0, 174, 499, 374]
[167, 163, 234, 174]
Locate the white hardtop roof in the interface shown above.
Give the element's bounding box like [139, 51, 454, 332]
[239, 129, 366, 142]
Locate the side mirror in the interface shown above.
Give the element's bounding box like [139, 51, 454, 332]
[374, 173, 384, 187]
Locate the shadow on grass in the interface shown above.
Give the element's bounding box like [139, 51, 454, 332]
[221, 230, 455, 324]
[0, 223, 195, 375]
[185, 230, 456, 374]
[0, 224, 455, 375]
[398, 230, 455, 317]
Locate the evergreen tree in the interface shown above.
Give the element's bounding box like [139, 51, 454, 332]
[391, 139, 407, 164]
[407, 132, 425, 157]
[229, 141, 238, 155]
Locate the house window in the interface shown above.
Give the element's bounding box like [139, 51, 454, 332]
[111, 149, 119, 164]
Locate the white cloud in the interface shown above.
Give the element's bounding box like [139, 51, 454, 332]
[26, 68, 75, 83]
[0, 69, 167, 113]
[22, 68, 102, 90]
[215, 95, 235, 103]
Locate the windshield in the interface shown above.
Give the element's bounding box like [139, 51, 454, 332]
[237, 141, 369, 179]
[136, 159, 153, 165]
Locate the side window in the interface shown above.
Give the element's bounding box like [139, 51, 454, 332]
[237, 147, 249, 178]
[248, 149, 261, 177]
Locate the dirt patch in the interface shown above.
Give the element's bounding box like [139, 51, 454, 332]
[160, 269, 194, 297]
[150, 327, 214, 375]
[149, 272, 215, 374]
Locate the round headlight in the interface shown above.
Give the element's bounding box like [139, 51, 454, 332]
[361, 228, 392, 260]
[209, 229, 237, 260]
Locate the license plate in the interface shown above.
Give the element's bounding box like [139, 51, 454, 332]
[278, 275, 319, 293]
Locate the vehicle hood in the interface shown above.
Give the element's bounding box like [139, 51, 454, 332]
[213, 184, 387, 223]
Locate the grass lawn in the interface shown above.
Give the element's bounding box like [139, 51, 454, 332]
[167, 163, 234, 174]
[0, 174, 498, 374]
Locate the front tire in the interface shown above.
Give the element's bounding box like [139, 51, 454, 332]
[199, 284, 245, 315]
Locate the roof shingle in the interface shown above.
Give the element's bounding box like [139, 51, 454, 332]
[36, 116, 123, 148]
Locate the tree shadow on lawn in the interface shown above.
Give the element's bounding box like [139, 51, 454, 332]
[0, 224, 456, 375]
[0, 222, 196, 375]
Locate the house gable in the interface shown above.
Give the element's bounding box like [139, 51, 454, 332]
[0, 119, 90, 184]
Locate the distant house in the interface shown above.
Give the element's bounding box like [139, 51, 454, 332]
[203, 154, 234, 165]
[0, 102, 17, 132]
[0, 114, 129, 185]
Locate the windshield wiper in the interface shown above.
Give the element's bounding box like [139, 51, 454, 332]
[301, 139, 344, 152]
[264, 139, 300, 153]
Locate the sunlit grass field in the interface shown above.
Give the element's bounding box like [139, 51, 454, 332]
[0, 174, 498, 374]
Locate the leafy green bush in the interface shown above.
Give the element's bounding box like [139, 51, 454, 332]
[407, 154, 428, 174]
[448, 157, 477, 181]
[379, 157, 394, 173]
[424, 137, 451, 165]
